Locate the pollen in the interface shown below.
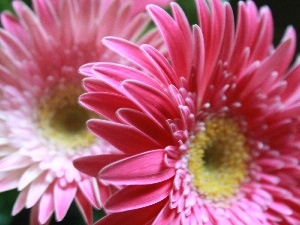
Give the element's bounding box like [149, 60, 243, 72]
[38, 85, 95, 149]
[188, 118, 249, 202]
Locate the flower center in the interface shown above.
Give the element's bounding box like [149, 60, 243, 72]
[38, 85, 95, 149]
[188, 118, 249, 202]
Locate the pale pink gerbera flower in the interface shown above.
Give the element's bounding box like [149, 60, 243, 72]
[0, 0, 170, 224]
[75, 0, 300, 224]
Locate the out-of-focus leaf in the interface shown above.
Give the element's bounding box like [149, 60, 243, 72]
[0, 190, 19, 225]
[0, 0, 13, 13]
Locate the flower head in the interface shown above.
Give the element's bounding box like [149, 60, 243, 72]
[75, 0, 300, 224]
[0, 0, 167, 224]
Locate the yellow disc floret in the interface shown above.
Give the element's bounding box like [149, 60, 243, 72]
[38, 85, 95, 149]
[188, 118, 249, 202]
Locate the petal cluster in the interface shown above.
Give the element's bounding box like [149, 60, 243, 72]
[75, 0, 300, 224]
[0, 0, 166, 224]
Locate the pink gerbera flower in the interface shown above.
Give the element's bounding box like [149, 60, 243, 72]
[75, 0, 300, 224]
[0, 0, 169, 224]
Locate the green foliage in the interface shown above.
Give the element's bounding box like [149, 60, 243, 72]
[0, 0, 13, 13]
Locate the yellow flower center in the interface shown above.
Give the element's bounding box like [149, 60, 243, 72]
[188, 118, 249, 202]
[38, 85, 95, 149]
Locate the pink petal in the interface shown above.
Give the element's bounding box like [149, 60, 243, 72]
[129, 0, 173, 17]
[140, 44, 180, 86]
[147, 3, 192, 79]
[119, 11, 151, 42]
[73, 154, 129, 177]
[12, 186, 29, 215]
[1, 11, 26, 39]
[247, 5, 273, 62]
[0, 29, 31, 60]
[122, 80, 178, 124]
[116, 108, 173, 146]
[102, 37, 158, 75]
[100, 150, 174, 185]
[30, 204, 50, 225]
[95, 200, 167, 225]
[54, 181, 77, 221]
[217, 3, 235, 62]
[0, 153, 32, 171]
[88, 119, 162, 153]
[269, 201, 293, 216]
[0, 169, 22, 192]
[80, 92, 136, 121]
[82, 77, 118, 93]
[91, 62, 162, 91]
[12, 1, 51, 56]
[75, 188, 93, 225]
[240, 34, 297, 99]
[105, 179, 171, 212]
[26, 171, 50, 208]
[80, 63, 96, 77]
[78, 178, 101, 209]
[152, 203, 175, 224]
[18, 164, 44, 190]
[38, 184, 55, 224]
[32, 0, 59, 34]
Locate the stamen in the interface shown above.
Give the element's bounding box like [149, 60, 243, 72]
[188, 118, 249, 201]
[38, 85, 94, 149]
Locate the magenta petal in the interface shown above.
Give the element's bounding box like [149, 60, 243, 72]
[100, 150, 175, 185]
[105, 179, 171, 212]
[54, 181, 77, 221]
[75, 189, 93, 225]
[116, 108, 174, 146]
[152, 202, 175, 224]
[95, 200, 167, 225]
[82, 77, 118, 93]
[80, 92, 136, 121]
[77, 178, 101, 209]
[141, 43, 181, 87]
[91, 62, 162, 91]
[102, 37, 158, 75]
[88, 119, 162, 153]
[73, 154, 129, 177]
[147, 3, 192, 78]
[80, 63, 96, 77]
[122, 80, 178, 123]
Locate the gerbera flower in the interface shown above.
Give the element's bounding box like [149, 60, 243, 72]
[0, 0, 169, 224]
[75, 0, 300, 224]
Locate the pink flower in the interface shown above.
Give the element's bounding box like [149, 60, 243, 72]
[102, 0, 174, 18]
[75, 0, 300, 224]
[0, 0, 166, 224]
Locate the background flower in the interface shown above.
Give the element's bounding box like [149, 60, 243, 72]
[0, 0, 170, 224]
[75, 0, 300, 224]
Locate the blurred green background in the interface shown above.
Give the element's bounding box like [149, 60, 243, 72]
[0, 0, 299, 224]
